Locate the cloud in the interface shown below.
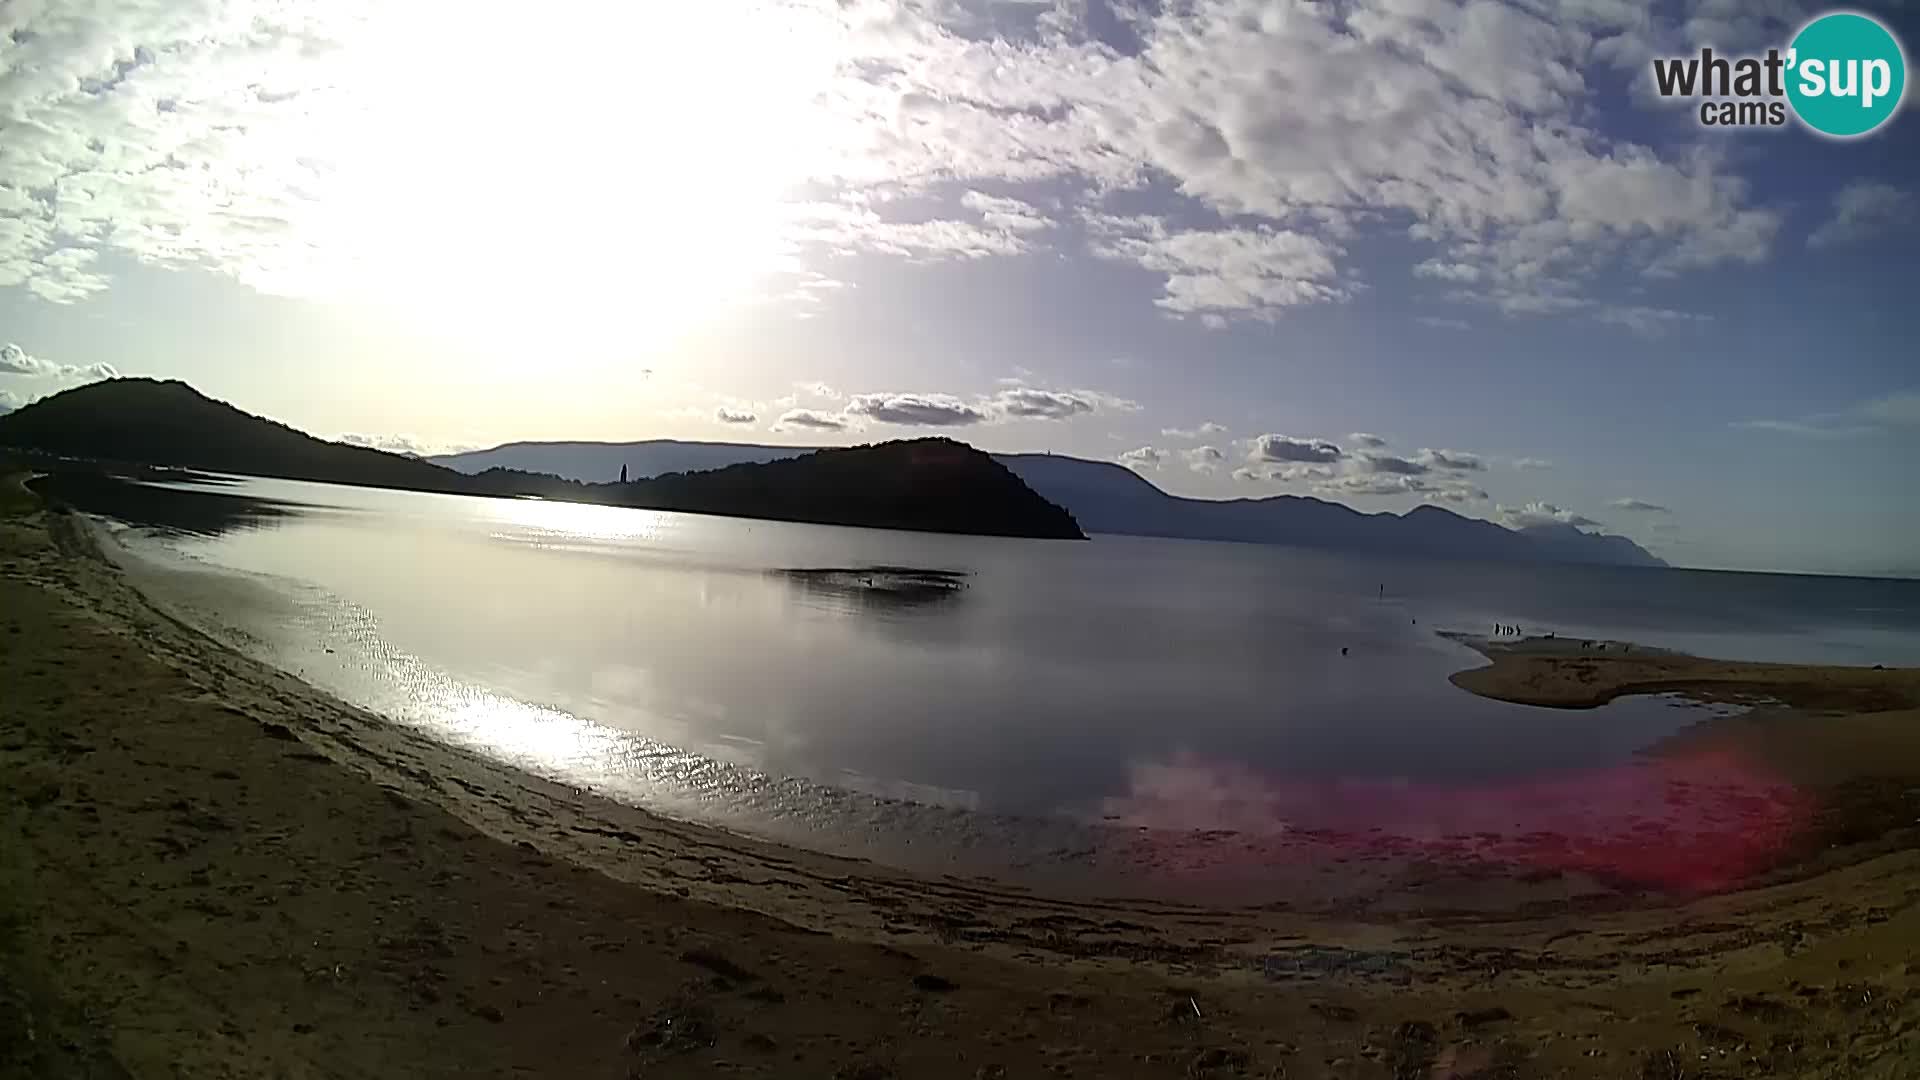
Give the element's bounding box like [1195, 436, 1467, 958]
[1347, 432, 1387, 449]
[1732, 390, 1920, 438]
[1085, 215, 1348, 322]
[0, 389, 22, 413]
[1412, 448, 1484, 472]
[715, 407, 758, 425]
[1248, 434, 1343, 464]
[834, 383, 1133, 426]
[795, 382, 836, 399]
[0, 343, 117, 380]
[1498, 502, 1599, 529]
[1511, 457, 1553, 470]
[1809, 182, 1916, 250]
[1162, 421, 1228, 440]
[1313, 473, 1487, 502]
[845, 392, 989, 427]
[1352, 451, 1428, 476]
[960, 191, 1051, 234]
[0, 0, 1797, 343]
[1609, 498, 1671, 513]
[1183, 445, 1225, 473]
[1861, 391, 1920, 427]
[1117, 446, 1165, 471]
[336, 432, 449, 456]
[773, 408, 850, 431]
[991, 386, 1098, 421]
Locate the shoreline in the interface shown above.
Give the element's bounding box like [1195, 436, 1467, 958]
[6, 500, 1920, 1075]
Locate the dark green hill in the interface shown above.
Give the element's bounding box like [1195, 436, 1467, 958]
[621, 439, 1083, 539]
[0, 378, 472, 492]
[0, 380, 1083, 540]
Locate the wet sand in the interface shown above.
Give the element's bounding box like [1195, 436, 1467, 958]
[5, 496, 1920, 1078]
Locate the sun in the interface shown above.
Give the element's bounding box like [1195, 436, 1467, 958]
[295, 1, 849, 358]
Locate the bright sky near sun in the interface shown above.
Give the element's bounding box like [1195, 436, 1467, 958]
[0, 0, 1915, 576]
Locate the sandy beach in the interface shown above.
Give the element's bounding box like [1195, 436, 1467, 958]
[5, 493, 1920, 1078]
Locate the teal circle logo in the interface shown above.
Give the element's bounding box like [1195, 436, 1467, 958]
[1786, 12, 1907, 137]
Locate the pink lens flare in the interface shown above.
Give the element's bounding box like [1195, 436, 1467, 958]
[1096, 745, 1813, 895]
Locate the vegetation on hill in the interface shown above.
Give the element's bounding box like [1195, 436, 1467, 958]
[0, 380, 1084, 540]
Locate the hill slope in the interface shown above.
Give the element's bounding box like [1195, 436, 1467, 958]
[0, 381, 1083, 540]
[619, 439, 1082, 539]
[434, 437, 1664, 567]
[1, 379, 475, 492]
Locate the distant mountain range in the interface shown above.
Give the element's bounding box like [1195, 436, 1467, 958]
[0, 380, 1083, 540]
[433, 439, 1667, 568]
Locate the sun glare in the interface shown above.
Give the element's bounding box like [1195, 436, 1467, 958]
[305, 2, 846, 357]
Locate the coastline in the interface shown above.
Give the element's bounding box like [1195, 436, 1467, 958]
[6, 500, 1920, 1076]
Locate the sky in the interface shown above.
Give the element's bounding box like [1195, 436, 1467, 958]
[0, 0, 1916, 576]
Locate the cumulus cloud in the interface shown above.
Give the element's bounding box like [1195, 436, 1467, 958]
[1248, 434, 1343, 464]
[796, 382, 836, 399]
[845, 392, 989, 427]
[832, 383, 1132, 426]
[0, 389, 23, 413]
[1352, 451, 1428, 476]
[1347, 432, 1387, 449]
[337, 432, 442, 456]
[1183, 445, 1225, 473]
[1809, 182, 1916, 250]
[991, 386, 1097, 421]
[715, 407, 758, 425]
[1499, 502, 1599, 529]
[774, 408, 850, 431]
[0, 343, 117, 380]
[1117, 446, 1165, 471]
[1610, 498, 1671, 513]
[1162, 421, 1228, 440]
[0, 0, 1797, 334]
[1412, 448, 1484, 472]
[1315, 474, 1487, 502]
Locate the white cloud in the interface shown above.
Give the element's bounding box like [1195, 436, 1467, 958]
[336, 432, 443, 456]
[1086, 215, 1348, 322]
[773, 408, 851, 431]
[0, 342, 116, 380]
[991, 386, 1098, 421]
[845, 392, 989, 427]
[1183, 445, 1225, 472]
[1511, 457, 1553, 470]
[1498, 501, 1599, 529]
[1412, 448, 1484, 472]
[1347, 432, 1387, 449]
[1162, 421, 1228, 439]
[0, 388, 23, 413]
[0, 0, 1795, 335]
[796, 382, 836, 399]
[1117, 446, 1165, 471]
[1247, 434, 1343, 464]
[1313, 473, 1487, 502]
[1609, 498, 1671, 513]
[1809, 182, 1916, 250]
[715, 407, 758, 425]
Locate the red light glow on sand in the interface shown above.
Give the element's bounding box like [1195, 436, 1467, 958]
[1096, 745, 1813, 895]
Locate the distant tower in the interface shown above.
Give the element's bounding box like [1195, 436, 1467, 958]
[619, 463, 628, 484]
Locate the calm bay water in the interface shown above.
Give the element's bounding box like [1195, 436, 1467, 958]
[52, 472, 1920, 902]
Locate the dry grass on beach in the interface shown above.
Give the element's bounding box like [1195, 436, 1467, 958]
[4, 489, 1920, 1078]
